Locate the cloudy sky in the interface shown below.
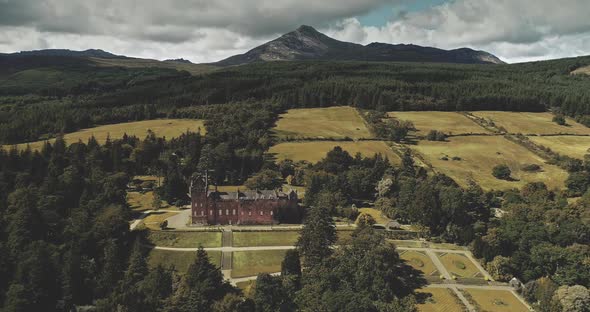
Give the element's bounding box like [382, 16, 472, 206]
[1, 0, 589, 63]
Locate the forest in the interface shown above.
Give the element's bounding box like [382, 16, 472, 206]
[2, 55, 590, 144]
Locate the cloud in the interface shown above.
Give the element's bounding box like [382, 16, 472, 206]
[325, 0, 590, 63]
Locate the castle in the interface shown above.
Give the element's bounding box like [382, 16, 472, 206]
[190, 174, 300, 225]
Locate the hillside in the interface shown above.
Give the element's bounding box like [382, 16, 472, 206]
[215, 25, 504, 66]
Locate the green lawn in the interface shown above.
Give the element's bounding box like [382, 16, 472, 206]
[232, 250, 287, 278]
[147, 230, 222, 248]
[232, 231, 300, 247]
[148, 249, 222, 274]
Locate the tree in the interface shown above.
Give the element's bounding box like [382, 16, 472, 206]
[296, 205, 337, 269]
[281, 250, 302, 278]
[213, 293, 255, 312]
[253, 274, 289, 312]
[426, 130, 447, 141]
[553, 114, 566, 126]
[551, 285, 590, 312]
[486, 256, 513, 282]
[152, 192, 162, 210]
[244, 169, 283, 190]
[492, 164, 512, 180]
[2, 284, 30, 312]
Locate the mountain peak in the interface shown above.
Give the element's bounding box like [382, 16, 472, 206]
[214, 26, 504, 66]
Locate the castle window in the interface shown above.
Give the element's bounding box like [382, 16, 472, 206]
[248, 211, 251, 216]
[210, 210, 213, 215]
[271, 211, 274, 216]
[226, 209, 229, 216]
[201, 211, 204, 216]
[219, 209, 222, 215]
[241, 211, 244, 215]
[232, 209, 236, 215]
[260, 211, 263, 216]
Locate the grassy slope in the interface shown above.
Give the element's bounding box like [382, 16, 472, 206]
[147, 231, 222, 248]
[411, 135, 569, 190]
[273, 106, 373, 140]
[7, 119, 205, 151]
[529, 136, 590, 159]
[90, 57, 218, 75]
[463, 289, 529, 312]
[232, 250, 287, 278]
[269, 141, 401, 164]
[436, 253, 482, 279]
[148, 249, 222, 273]
[232, 231, 300, 247]
[471, 111, 590, 135]
[399, 250, 439, 276]
[389, 111, 489, 136]
[416, 288, 466, 312]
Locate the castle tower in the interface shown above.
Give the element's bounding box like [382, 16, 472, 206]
[190, 173, 210, 225]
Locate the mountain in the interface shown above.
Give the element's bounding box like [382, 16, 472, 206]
[215, 25, 504, 66]
[5, 49, 122, 58]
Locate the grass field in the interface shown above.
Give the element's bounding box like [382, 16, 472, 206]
[232, 231, 300, 247]
[411, 136, 568, 190]
[399, 250, 439, 276]
[143, 212, 180, 230]
[232, 250, 287, 278]
[8, 119, 205, 151]
[148, 249, 221, 273]
[357, 208, 391, 225]
[273, 106, 373, 140]
[437, 253, 482, 279]
[147, 230, 222, 248]
[388, 111, 488, 136]
[529, 135, 590, 159]
[417, 288, 466, 312]
[471, 111, 590, 135]
[463, 289, 529, 312]
[269, 141, 401, 164]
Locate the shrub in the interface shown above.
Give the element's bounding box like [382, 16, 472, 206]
[522, 163, 542, 172]
[492, 164, 511, 180]
[426, 130, 447, 141]
[553, 114, 566, 125]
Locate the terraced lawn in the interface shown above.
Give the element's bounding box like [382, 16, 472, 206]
[437, 253, 483, 279]
[411, 136, 568, 190]
[471, 111, 590, 135]
[232, 231, 300, 247]
[148, 249, 222, 273]
[399, 250, 439, 276]
[274, 106, 372, 140]
[417, 288, 466, 312]
[232, 250, 287, 278]
[388, 111, 488, 136]
[463, 289, 529, 312]
[269, 141, 401, 164]
[147, 230, 222, 248]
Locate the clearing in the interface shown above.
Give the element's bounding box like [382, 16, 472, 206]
[436, 253, 483, 279]
[273, 106, 372, 140]
[463, 289, 529, 312]
[232, 231, 300, 247]
[269, 141, 401, 164]
[410, 136, 569, 190]
[417, 288, 466, 312]
[388, 111, 488, 136]
[8, 119, 205, 151]
[142, 212, 180, 230]
[529, 135, 590, 159]
[148, 249, 222, 273]
[357, 208, 391, 225]
[471, 111, 590, 135]
[146, 230, 222, 248]
[232, 250, 287, 278]
[399, 250, 439, 277]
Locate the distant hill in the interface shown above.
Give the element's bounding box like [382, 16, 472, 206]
[214, 25, 505, 66]
[4, 48, 123, 58]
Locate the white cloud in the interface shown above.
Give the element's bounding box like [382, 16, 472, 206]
[325, 0, 590, 63]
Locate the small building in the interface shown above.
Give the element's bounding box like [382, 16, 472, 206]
[190, 174, 300, 225]
[509, 277, 524, 290]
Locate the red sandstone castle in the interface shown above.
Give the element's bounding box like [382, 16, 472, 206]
[190, 174, 300, 225]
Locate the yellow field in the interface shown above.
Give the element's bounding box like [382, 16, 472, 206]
[464, 289, 529, 312]
[91, 57, 218, 75]
[437, 253, 482, 279]
[269, 141, 401, 164]
[232, 231, 300, 247]
[471, 111, 590, 135]
[417, 288, 466, 312]
[411, 136, 568, 190]
[8, 119, 205, 151]
[273, 106, 373, 139]
[572, 65, 590, 75]
[147, 230, 222, 248]
[143, 212, 179, 230]
[399, 250, 438, 276]
[529, 135, 590, 159]
[388, 111, 488, 136]
[148, 249, 222, 273]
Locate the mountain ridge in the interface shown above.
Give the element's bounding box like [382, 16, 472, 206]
[214, 25, 505, 66]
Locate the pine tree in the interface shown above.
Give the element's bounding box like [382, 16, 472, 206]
[296, 205, 336, 268]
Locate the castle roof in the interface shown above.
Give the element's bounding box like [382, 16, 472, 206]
[207, 189, 294, 201]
